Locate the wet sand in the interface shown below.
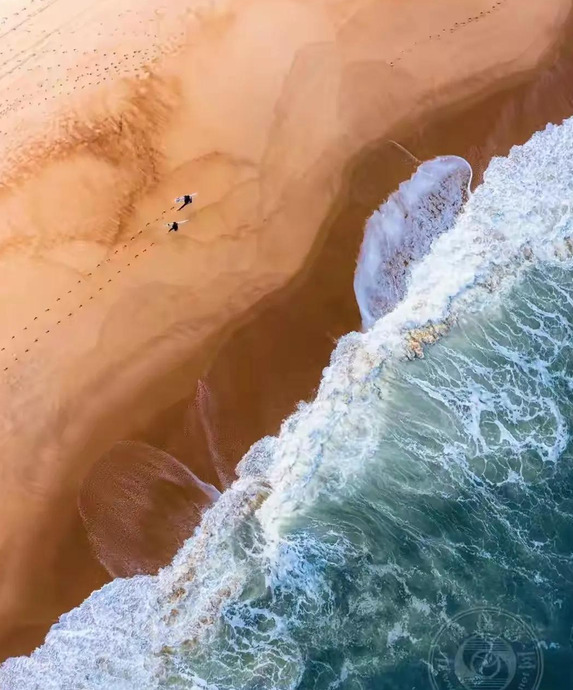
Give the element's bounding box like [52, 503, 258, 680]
[0, 0, 571, 662]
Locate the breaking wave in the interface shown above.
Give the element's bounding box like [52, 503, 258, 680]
[3, 118, 573, 689]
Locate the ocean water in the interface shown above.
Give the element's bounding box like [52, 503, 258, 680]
[3, 118, 573, 689]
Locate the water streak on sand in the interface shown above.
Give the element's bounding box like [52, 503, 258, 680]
[79, 441, 219, 578]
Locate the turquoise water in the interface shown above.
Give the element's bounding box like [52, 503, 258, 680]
[3, 119, 573, 689]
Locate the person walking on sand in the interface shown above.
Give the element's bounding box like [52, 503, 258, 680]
[175, 193, 197, 211]
[166, 219, 189, 233]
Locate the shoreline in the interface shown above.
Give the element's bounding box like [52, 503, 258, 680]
[148, 1, 573, 478]
[1, 0, 572, 662]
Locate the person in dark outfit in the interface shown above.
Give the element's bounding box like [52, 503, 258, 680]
[167, 220, 189, 232]
[175, 193, 197, 211]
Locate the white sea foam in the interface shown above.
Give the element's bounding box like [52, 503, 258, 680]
[354, 155, 472, 330]
[3, 118, 573, 688]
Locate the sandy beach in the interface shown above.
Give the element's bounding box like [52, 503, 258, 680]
[0, 0, 571, 662]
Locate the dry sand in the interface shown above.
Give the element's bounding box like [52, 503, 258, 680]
[0, 0, 570, 660]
